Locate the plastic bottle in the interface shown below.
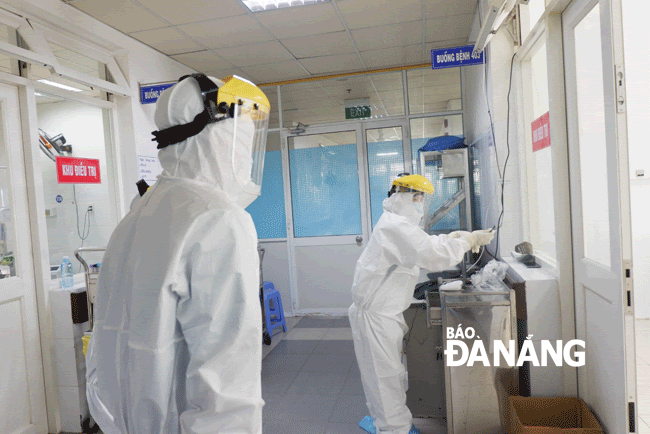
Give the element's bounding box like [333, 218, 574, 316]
[60, 256, 73, 289]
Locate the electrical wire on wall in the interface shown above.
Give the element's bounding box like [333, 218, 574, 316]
[494, 53, 518, 259]
[73, 184, 91, 271]
[477, 1, 518, 259]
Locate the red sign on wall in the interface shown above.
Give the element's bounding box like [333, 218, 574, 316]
[532, 112, 551, 152]
[56, 157, 101, 184]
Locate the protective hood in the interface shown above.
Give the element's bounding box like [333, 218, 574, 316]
[383, 192, 424, 226]
[154, 76, 259, 208]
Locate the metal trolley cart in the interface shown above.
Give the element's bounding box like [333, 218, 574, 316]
[428, 286, 518, 434]
[74, 246, 106, 330]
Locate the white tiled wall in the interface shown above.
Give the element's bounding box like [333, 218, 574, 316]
[37, 101, 118, 273]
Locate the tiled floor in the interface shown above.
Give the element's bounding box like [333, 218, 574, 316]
[262, 315, 446, 434]
[636, 319, 650, 434]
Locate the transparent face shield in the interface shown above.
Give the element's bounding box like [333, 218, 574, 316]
[231, 102, 270, 194]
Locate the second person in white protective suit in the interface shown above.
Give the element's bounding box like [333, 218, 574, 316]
[85, 73, 271, 434]
[349, 174, 494, 434]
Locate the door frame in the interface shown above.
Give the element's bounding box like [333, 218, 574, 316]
[282, 122, 369, 314]
[0, 81, 48, 434]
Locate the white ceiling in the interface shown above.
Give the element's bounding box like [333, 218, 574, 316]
[65, 0, 478, 84]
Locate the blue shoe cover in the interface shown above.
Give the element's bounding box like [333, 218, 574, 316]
[358, 416, 376, 434]
[358, 416, 419, 434]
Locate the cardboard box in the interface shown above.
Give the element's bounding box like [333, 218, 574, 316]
[508, 396, 604, 434]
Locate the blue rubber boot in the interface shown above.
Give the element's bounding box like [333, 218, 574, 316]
[408, 424, 420, 434]
[358, 416, 376, 434]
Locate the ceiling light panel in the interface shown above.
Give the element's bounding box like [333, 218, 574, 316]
[243, 0, 330, 12]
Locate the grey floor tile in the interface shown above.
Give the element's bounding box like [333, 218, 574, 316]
[262, 379, 293, 401]
[270, 339, 320, 355]
[302, 353, 356, 373]
[413, 417, 447, 434]
[262, 352, 310, 373]
[264, 419, 328, 434]
[328, 394, 369, 423]
[329, 316, 352, 328]
[262, 369, 300, 386]
[269, 393, 339, 422]
[350, 359, 361, 374]
[286, 371, 347, 395]
[341, 370, 365, 395]
[294, 316, 336, 328]
[325, 422, 364, 434]
[313, 339, 356, 354]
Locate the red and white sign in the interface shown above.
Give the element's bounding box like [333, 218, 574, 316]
[531, 112, 551, 152]
[56, 157, 101, 184]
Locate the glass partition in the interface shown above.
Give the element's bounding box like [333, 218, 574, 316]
[407, 68, 462, 115]
[281, 71, 404, 127]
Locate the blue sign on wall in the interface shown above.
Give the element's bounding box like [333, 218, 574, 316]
[56, 195, 63, 203]
[140, 82, 176, 104]
[431, 45, 484, 69]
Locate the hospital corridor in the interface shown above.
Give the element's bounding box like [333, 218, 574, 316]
[0, 0, 649, 433]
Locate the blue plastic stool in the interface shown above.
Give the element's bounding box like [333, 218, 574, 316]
[263, 281, 287, 335]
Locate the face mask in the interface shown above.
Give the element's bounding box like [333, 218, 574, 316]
[413, 201, 424, 215]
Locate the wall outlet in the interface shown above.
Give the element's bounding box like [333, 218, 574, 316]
[45, 207, 57, 217]
[87, 205, 93, 213]
[636, 170, 644, 177]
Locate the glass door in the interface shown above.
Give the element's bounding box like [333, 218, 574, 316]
[286, 125, 369, 312]
[0, 83, 48, 433]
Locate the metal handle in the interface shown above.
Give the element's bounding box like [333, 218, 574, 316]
[74, 247, 106, 331]
[74, 247, 107, 274]
[356, 235, 363, 243]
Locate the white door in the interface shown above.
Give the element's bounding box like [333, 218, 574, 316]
[563, 0, 637, 432]
[0, 83, 48, 433]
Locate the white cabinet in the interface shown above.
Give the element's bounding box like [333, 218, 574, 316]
[505, 257, 564, 397]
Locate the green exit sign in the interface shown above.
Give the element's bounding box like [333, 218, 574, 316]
[345, 106, 371, 120]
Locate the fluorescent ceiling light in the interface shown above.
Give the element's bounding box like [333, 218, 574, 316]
[37, 79, 83, 92]
[242, 0, 329, 12]
[377, 152, 398, 156]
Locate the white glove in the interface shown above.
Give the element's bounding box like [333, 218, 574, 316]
[448, 229, 495, 253]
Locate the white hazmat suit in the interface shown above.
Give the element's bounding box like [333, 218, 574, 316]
[86, 77, 264, 434]
[349, 193, 471, 434]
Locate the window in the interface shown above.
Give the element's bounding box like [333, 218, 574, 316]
[521, 0, 546, 41]
[521, 42, 556, 262]
[37, 94, 118, 278]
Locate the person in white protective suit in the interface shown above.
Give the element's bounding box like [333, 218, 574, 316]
[85, 73, 271, 434]
[349, 174, 494, 434]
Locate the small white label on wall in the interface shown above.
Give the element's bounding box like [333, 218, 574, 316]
[137, 155, 159, 184]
